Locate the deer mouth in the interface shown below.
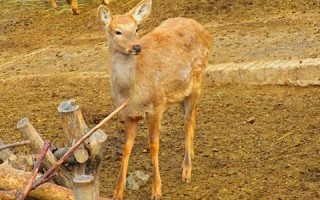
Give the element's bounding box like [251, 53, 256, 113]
[126, 49, 140, 55]
[127, 44, 141, 55]
[132, 51, 140, 55]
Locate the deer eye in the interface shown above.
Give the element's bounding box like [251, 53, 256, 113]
[115, 30, 122, 35]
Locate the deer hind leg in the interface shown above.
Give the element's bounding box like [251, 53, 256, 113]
[70, 0, 79, 15]
[113, 117, 138, 200]
[182, 89, 200, 183]
[146, 104, 165, 200]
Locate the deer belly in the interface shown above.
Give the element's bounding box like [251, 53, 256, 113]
[164, 79, 194, 103]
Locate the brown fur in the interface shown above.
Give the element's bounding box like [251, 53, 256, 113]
[98, 0, 211, 199]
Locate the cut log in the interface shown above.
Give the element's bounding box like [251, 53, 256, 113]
[31, 99, 130, 194]
[17, 118, 72, 188]
[0, 162, 74, 200]
[86, 129, 108, 195]
[0, 163, 110, 200]
[73, 175, 96, 200]
[54, 147, 77, 165]
[58, 100, 89, 174]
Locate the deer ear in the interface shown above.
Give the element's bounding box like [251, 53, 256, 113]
[128, 0, 152, 24]
[97, 5, 112, 26]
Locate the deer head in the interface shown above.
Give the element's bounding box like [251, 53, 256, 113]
[97, 0, 152, 55]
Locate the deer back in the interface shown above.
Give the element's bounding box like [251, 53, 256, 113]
[132, 18, 212, 111]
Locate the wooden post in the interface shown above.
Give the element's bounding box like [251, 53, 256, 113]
[58, 100, 89, 174]
[58, 99, 108, 197]
[73, 175, 97, 200]
[17, 118, 72, 188]
[86, 129, 107, 196]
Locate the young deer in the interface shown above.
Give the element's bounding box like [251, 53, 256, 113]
[97, 0, 211, 199]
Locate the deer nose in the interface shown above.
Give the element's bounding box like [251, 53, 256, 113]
[133, 45, 141, 53]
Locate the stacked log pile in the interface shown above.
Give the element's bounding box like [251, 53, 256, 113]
[0, 99, 129, 200]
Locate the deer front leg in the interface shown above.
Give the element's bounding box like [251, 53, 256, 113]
[182, 91, 200, 183]
[49, 0, 58, 8]
[146, 105, 165, 200]
[70, 0, 79, 15]
[113, 118, 138, 200]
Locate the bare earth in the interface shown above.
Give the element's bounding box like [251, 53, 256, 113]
[0, 0, 319, 199]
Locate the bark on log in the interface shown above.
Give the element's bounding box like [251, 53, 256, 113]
[73, 175, 96, 200]
[0, 163, 110, 200]
[58, 100, 89, 164]
[58, 100, 89, 175]
[31, 99, 130, 194]
[54, 147, 77, 165]
[16, 118, 72, 187]
[86, 129, 108, 196]
[58, 100, 109, 197]
[0, 162, 74, 200]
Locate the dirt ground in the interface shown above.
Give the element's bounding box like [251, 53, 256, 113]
[0, 0, 319, 199]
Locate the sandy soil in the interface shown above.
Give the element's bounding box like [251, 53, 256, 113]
[0, 0, 319, 199]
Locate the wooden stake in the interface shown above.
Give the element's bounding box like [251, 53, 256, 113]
[31, 99, 130, 190]
[73, 175, 96, 200]
[58, 99, 89, 163]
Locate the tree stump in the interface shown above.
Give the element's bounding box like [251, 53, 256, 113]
[58, 100, 108, 197]
[73, 175, 97, 200]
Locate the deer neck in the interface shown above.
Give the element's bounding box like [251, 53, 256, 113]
[109, 47, 137, 105]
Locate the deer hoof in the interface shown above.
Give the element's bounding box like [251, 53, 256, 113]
[72, 8, 80, 15]
[182, 168, 191, 183]
[182, 177, 191, 183]
[112, 192, 123, 200]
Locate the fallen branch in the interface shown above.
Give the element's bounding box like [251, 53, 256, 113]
[17, 141, 51, 200]
[0, 140, 30, 151]
[31, 99, 130, 190]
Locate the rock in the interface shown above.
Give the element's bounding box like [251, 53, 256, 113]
[245, 117, 255, 124]
[126, 170, 150, 190]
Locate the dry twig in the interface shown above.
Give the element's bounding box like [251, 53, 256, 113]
[17, 141, 51, 200]
[0, 140, 30, 151]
